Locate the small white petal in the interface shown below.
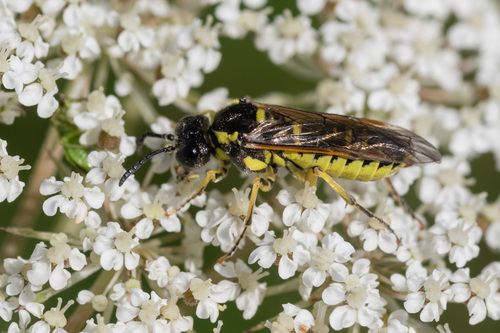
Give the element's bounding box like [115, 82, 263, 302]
[329, 305, 356, 330]
[77, 290, 95, 304]
[124, 251, 140, 270]
[420, 302, 440, 322]
[404, 292, 425, 313]
[42, 195, 63, 216]
[18, 83, 43, 106]
[39, 177, 62, 195]
[69, 248, 86, 271]
[100, 249, 123, 271]
[468, 297, 487, 325]
[37, 93, 58, 118]
[135, 219, 154, 239]
[278, 257, 298, 279]
[282, 203, 301, 226]
[378, 230, 398, 253]
[49, 263, 70, 290]
[84, 187, 105, 208]
[322, 284, 345, 306]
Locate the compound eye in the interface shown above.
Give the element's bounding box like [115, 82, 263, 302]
[176, 145, 210, 170]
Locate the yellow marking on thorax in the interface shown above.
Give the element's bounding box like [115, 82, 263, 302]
[272, 153, 285, 166]
[228, 131, 239, 142]
[243, 156, 268, 171]
[256, 108, 266, 123]
[311, 155, 332, 170]
[215, 148, 230, 160]
[326, 157, 348, 178]
[213, 130, 229, 144]
[338, 160, 363, 180]
[356, 161, 379, 181]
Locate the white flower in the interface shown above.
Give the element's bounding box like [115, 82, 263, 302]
[265, 303, 315, 332]
[76, 290, 109, 312]
[348, 216, 399, 254]
[418, 156, 473, 211]
[197, 87, 228, 112]
[317, 78, 366, 116]
[0, 139, 30, 203]
[367, 71, 420, 114]
[196, 188, 272, 254]
[319, 19, 352, 66]
[71, 90, 136, 157]
[117, 10, 154, 53]
[152, 53, 203, 106]
[2, 55, 38, 94]
[40, 172, 105, 223]
[92, 222, 140, 271]
[302, 232, 355, 289]
[297, 0, 325, 15]
[375, 309, 416, 333]
[0, 286, 18, 321]
[486, 219, 500, 252]
[146, 256, 180, 288]
[249, 228, 311, 280]
[25, 297, 74, 333]
[451, 268, 500, 324]
[121, 190, 181, 236]
[277, 183, 330, 232]
[177, 17, 222, 73]
[73, 88, 121, 131]
[430, 211, 481, 268]
[85, 151, 126, 201]
[187, 277, 239, 323]
[215, 259, 268, 319]
[215, 1, 269, 38]
[154, 296, 193, 332]
[404, 0, 451, 19]
[11, 239, 84, 292]
[59, 3, 103, 61]
[403, 268, 453, 322]
[322, 258, 386, 330]
[6, 309, 31, 332]
[255, 9, 317, 64]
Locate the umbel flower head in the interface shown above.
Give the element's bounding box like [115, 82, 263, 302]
[1, 0, 500, 332]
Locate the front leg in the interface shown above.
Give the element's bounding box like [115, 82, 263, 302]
[218, 167, 276, 264]
[166, 161, 231, 216]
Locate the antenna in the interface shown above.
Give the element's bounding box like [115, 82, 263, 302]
[119, 145, 176, 186]
[136, 133, 175, 154]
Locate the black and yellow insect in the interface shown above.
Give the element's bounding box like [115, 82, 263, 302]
[120, 98, 441, 262]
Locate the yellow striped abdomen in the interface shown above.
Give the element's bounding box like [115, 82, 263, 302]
[282, 152, 404, 182]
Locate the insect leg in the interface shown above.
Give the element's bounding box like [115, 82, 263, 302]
[218, 167, 275, 264]
[313, 167, 399, 241]
[166, 161, 231, 216]
[385, 178, 425, 229]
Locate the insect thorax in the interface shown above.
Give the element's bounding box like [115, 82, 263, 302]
[208, 101, 271, 174]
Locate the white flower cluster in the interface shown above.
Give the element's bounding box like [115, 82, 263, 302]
[1, 0, 500, 332]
